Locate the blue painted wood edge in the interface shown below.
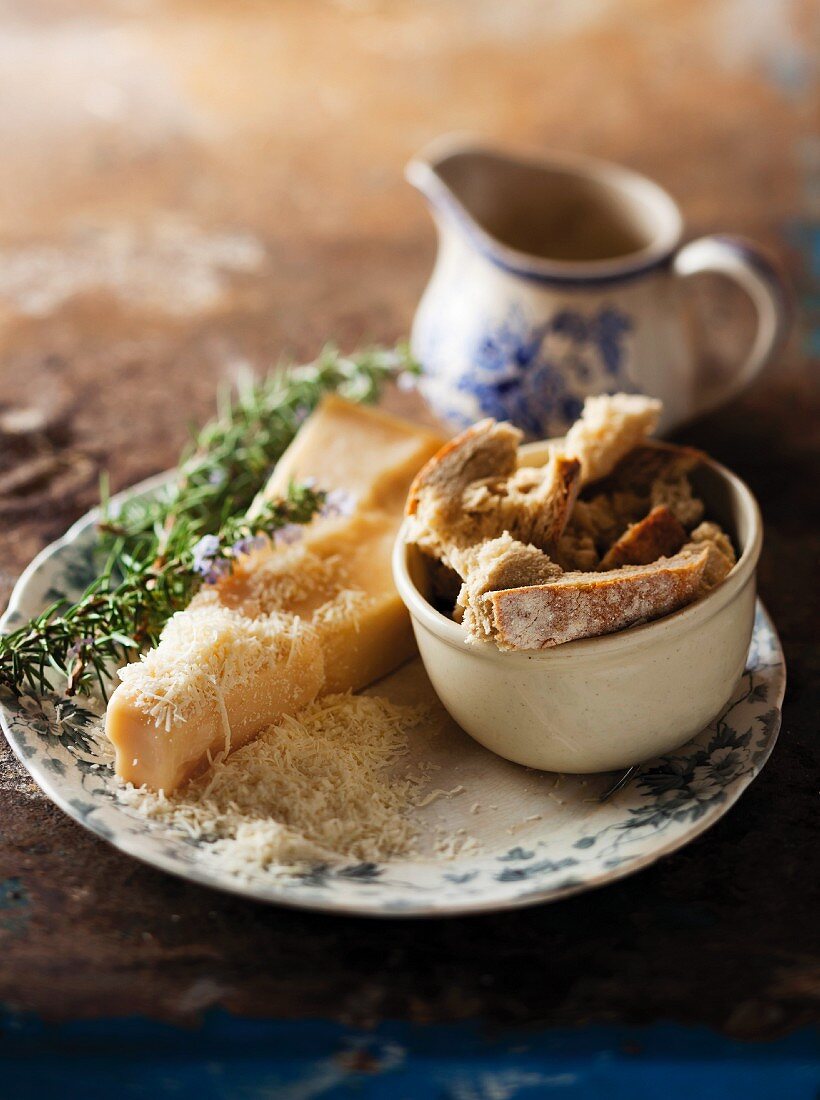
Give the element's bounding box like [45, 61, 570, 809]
[0, 1012, 817, 1099]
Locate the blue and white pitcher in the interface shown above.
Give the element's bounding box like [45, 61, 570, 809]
[407, 136, 790, 437]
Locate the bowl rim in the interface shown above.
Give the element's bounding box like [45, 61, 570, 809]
[392, 440, 763, 663]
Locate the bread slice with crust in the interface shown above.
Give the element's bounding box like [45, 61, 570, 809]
[405, 419, 521, 559]
[599, 505, 688, 570]
[490, 455, 581, 553]
[452, 534, 562, 642]
[405, 420, 580, 564]
[406, 420, 520, 517]
[488, 547, 710, 650]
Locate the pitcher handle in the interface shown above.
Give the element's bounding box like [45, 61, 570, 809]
[673, 234, 791, 419]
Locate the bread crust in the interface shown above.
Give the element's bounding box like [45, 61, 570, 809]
[599, 505, 688, 570]
[532, 455, 582, 550]
[489, 548, 709, 650]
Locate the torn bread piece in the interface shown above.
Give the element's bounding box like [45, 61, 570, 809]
[405, 419, 521, 558]
[406, 420, 580, 564]
[563, 393, 662, 484]
[589, 440, 706, 529]
[554, 528, 600, 572]
[650, 473, 705, 528]
[459, 455, 580, 556]
[689, 521, 736, 563]
[488, 547, 710, 650]
[683, 521, 737, 593]
[451, 534, 562, 642]
[501, 456, 581, 552]
[595, 441, 705, 496]
[599, 506, 688, 570]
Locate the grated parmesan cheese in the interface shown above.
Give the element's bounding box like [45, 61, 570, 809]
[118, 692, 429, 870]
[115, 544, 365, 735]
[415, 784, 466, 808]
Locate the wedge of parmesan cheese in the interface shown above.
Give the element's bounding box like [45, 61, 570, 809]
[105, 396, 445, 792]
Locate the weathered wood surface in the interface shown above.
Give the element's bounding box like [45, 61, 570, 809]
[0, 0, 817, 1037]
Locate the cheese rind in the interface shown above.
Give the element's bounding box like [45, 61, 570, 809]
[106, 397, 445, 792]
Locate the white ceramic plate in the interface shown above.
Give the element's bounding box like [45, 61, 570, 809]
[0, 478, 785, 916]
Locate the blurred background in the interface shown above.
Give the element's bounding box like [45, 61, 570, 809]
[0, 2, 817, 471]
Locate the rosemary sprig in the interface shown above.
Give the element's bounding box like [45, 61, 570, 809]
[98, 343, 416, 565]
[0, 343, 417, 698]
[1, 485, 326, 700]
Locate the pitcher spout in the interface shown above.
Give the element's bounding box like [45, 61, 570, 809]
[405, 134, 473, 218]
[406, 135, 681, 282]
[405, 134, 507, 258]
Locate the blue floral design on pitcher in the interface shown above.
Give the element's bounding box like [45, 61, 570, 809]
[458, 304, 634, 437]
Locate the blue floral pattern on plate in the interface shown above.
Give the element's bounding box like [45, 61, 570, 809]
[0, 476, 785, 917]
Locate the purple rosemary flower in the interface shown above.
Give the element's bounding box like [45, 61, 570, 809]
[231, 534, 267, 557]
[273, 524, 305, 546]
[192, 534, 220, 572]
[192, 534, 231, 583]
[396, 370, 418, 392]
[320, 488, 355, 518]
[201, 559, 231, 584]
[66, 636, 94, 661]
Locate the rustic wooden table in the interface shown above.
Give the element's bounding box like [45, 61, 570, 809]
[0, 1, 817, 1092]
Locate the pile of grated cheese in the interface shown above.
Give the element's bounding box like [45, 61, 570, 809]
[118, 692, 429, 870]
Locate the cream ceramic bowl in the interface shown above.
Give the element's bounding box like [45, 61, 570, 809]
[392, 440, 763, 773]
